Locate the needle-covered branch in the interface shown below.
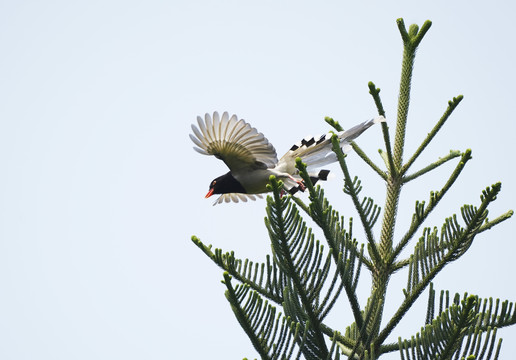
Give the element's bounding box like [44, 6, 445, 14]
[329, 137, 382, 265]
[402, 96, 464, 176]
[477, 210, 514, 234]
[266, 175, 348, 356]
[368, 81, 396, 176]
[191, 236, 284, 303]
[324, 116, 387, 180]
[222, 273, 310, 359]
[403, 150, 462, 183]
[292, 163, 368, 344]
[398, 296, 482, 360]
[290, 194, 375, 273]
[393, 20, 431, 168]
[390, 149, 473, 263]
[399, 287, 515, 359]
[427, 287, 516, 333]
[378, 183, 503, 346]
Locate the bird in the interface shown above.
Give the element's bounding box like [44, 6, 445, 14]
[190, 111, 385, 205]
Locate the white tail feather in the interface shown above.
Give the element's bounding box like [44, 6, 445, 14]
[275, 116, 385, 173]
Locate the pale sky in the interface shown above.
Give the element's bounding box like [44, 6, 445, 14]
[1, 1, 515, 359]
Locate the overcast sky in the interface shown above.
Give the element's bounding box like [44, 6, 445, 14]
[1, 1, 515, 359]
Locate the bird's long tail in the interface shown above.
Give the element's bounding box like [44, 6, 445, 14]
[278, 116, 385, 172]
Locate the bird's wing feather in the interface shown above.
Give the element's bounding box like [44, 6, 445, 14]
[212, 193, 263, 206]
[190, 111, 278, 172]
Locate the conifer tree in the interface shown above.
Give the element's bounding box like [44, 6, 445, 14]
[191, 18, 515, 360]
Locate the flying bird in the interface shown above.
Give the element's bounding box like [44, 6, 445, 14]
[190, 111, 385, 205]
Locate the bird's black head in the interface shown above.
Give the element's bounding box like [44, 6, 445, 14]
[205, 172, 247, 198]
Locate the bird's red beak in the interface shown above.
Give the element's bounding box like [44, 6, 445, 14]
[205, 188, 214, 198]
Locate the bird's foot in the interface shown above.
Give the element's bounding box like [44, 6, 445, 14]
[288, 175, 306, 192]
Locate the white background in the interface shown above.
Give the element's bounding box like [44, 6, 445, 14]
[1, 1, 515, 359]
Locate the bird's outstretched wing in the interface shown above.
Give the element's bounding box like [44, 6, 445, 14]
[190, 111, 278, 172]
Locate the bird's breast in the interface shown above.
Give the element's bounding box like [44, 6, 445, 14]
[233, 169, 286, 194]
